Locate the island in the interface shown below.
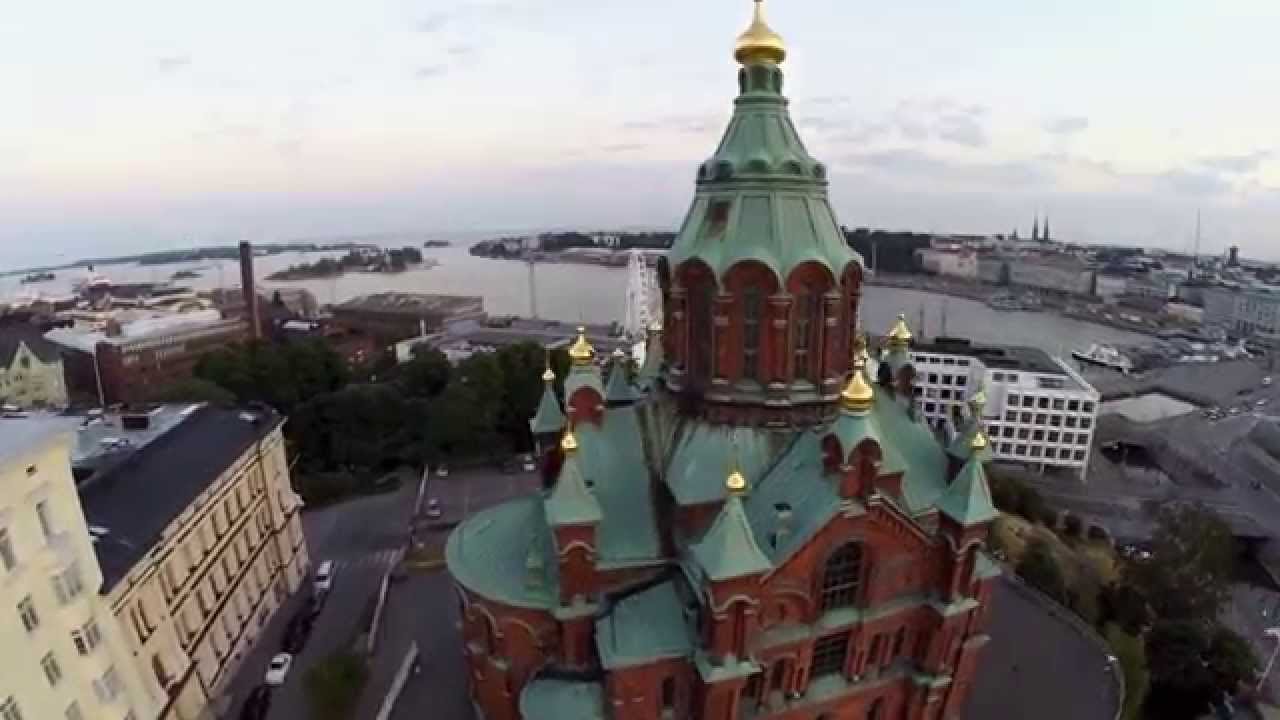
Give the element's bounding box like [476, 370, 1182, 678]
[423, 240, 451, 248]
[267, 246, 429, 281]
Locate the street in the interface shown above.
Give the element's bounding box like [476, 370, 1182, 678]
[223, 478, 418, 719]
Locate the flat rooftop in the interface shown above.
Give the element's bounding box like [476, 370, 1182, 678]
[76, 405, 283, 591]
[334, 292, 483, 316]
[0, 414, 79, 464]
[913, 337, 1064, 375]
[431, 317, 632, 354]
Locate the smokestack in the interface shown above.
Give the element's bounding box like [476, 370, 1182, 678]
[239, 241, 262, 340]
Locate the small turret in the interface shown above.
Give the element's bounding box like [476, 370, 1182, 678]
[604, 347, 638, 406]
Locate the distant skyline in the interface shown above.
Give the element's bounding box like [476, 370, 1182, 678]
[3, 0, 1279, 269]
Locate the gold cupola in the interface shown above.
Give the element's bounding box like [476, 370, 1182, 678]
[886, 313, 913, 348]
[568, 326, 595, 365]
[840, 357, 875, 414]
[541, 350, 556, 383]
[560, 424, 579, 453]
[970, 428, 989, 451]
[726, 466, 748, 495]
[735, 0, 787, 65]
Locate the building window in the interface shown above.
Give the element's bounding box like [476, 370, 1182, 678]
[820, 542, 863, 611]
[1080, 418, 1092, 429]
[71, 619, 102, 656]
[1020, 412, 1032, 424]
[994, 373, 1006, 382]
[999, 443, 1012, 454]
[1074, 450, 1086, 461]
[1004, 411, 1016, 422]
[1078, 433, 1091, 446]
[94, 666, 123, 702]
[1006, 393, 1018, 405]
[811, 632, 851, 678]
[661, 676, 676, 712]
[924, 402, 935, 414]
[1065, 416, 1078, 428]
[35, 501, 54, 540]
[1052, 398, 1065, 410]
[1068, 399, 1080, 412]
[17, 596, 39, 632]
[1035, 413, 1047, 425]
[64, 702, 83, 720]
[1, 697, 22, 720]
[41, 652, 63, 687]
[742, 288, 762, 382]
[1032, 429, 1044, 442]
[792, 287, 819, 382]
[1016, 428, 1029, 440]
[1049, 415, 1062, 427]
[0, 528, 14, 571]
[1003, 427, 1015, 438]
[1007, 373, 1019, 383]
[1037, 397, 1049, 409]
[956, 375, 968, 387]
[1048, 431, 1060, 443]
[1031, 446, 1043, 458]
[867, 698, 885, 720]
[1016, 445, 1027, 456]
[891, 627, 906, 659]
[1044, 447, 1057, 460]
[941, 374, 952, 386]
[928, 373, 939, 384]
[1022, 396, 1034, 408]
[52, 563, 84, 605]
[1083, 402, 1095, 413]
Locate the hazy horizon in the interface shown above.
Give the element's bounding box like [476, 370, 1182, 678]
[4, 0, 1278, 269]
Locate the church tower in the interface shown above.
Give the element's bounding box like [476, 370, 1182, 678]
[446, 5, 1000, 720]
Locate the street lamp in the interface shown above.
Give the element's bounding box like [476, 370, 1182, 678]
[1256, 626, 1280, 692]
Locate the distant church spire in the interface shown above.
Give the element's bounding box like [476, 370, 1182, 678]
[1031, 216, 1040, 242]
[1043, 215, 1051, 243]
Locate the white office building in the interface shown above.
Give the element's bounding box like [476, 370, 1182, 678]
[911, 338, 1101, 479]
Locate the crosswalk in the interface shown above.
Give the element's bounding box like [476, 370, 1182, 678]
[328, 548, 401, 574]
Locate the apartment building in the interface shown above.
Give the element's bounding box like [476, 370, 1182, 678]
[912, 338, 1101, 479]
[1201, 285, 1280, 337]
[0, 417, 157, 720]
[76, 405, 309, 720]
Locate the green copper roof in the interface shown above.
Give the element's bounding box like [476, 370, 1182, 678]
[577, 408, 663, 565]
[546, 452, 603, 526]
[604, 361, 637, 405]
[530, 383, 566, 435]
[446, 496, 558, 610]
[744, 429, 842, 564]
[666, 62, 860, 283]
[973, 549, 1002, 581]
[661, 418, 788, 506]
[519, 678, 605, 720]
[564, 364, 604, 404]
[596, 580, 696, 669]
[946, 422, 993, 463]
[690, 493, 772, 581]
[868, 392, 949, 514]
[937, 455, 998, 527]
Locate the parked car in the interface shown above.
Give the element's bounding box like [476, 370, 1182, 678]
[282, 612, 314, 654]
[426, 498, 443, 519]
[521, 453, 537, 472]
[436, 464, 450, 478]
[313, 560, 335, 593]
[264, 653, 293, 686]
[239, 686, 272, 720]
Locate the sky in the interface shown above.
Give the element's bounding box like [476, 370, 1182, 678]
[3, 0, 1279, 268]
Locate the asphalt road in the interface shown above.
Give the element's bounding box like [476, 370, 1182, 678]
[223, 479, 418, 719]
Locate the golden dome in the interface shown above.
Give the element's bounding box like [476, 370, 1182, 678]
[840, 358, 875, 413]
[561, 426, 579, 453]
[568, 326, 595, 365]
[726, 467, 748, 495]
[887, 313, 913, 347]
[734, 0, 787, 66]
[853, 332, 872, 365]
[968, 384, 987, 410]
[541, 354, 556, 383]
[971, 429, 989, 451]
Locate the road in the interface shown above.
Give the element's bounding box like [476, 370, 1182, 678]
[222, 478, 418, 719]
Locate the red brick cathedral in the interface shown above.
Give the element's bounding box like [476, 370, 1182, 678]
[445, 2, 1000, 719]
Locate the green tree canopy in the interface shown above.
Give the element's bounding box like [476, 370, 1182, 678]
[142, 377, 237, 406]
[1016, 539, 1067, 604]
[1125, 503, 1234, 623]
[1144, 620, 1257, 719]
[195, 338, 350, 414]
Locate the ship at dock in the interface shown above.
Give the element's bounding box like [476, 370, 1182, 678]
[1072, 343, 1135, 373]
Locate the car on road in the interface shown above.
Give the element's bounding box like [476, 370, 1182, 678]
[521, 453, 537, 472]
[282, 611, 315, 654]
[1258, 399, 1269, 407]
[314, 560, 335, 593]
[426, 498, 443, 519]
[264, 653, 293, 686]
[239, 686, 272, 720]
[1264, 377, 1273, 387]
[436, 464, 449, 478]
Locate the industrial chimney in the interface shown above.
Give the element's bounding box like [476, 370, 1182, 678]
[239, 241, 262, 340]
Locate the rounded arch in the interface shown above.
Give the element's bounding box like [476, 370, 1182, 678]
[723, 260, 781, 386]
[815, 539, 867, 614]
[674, 259, 719, 390]
[785, 262, 836, 385]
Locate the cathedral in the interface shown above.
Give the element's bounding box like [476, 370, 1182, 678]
[445, 3, 999, 719]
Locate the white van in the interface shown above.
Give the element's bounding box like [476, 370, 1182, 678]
[314, 560, 335, 593]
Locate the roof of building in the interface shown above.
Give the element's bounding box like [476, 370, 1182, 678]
[332, 292, 483, 317]
[43, 310, 237, 353]
[0, 414, 77, 464]
[596, 580, 696, 669]
[937, 456, 998, 527]
[545, 451, 603, 526]
[445, 495, 559, 610]
[914, 337, 1064, 376]
[604, 361, 637, 405]
[690, 492, 772, 582]
[530, 383, 566, 435]
[77, 405, 283, 591]
[0, 324, 63, 365]
[564, 364, 605, 404]
[519, 678, 605, 720]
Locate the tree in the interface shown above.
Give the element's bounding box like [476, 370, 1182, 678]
[143, 378, 237, 406]
[1017, 539, 1067, 603]
[1126, 503, 1234, 623]
[1144, 620, 1256, 719]
[304, 651, 368, 720]
[1100, 582, 1153, 635]
[195, 338, 350, 414]
[399, 346, 451, 398]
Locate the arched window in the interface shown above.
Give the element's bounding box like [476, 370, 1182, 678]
[791, 284, 820, 381]
[820, 542, 863, 610]
[741, 287, 763, 381]
[867, 697, 884, 720]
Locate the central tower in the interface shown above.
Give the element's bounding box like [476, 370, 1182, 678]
[661, 0, 863, 426]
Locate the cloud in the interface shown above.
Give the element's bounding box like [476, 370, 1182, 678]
[416, 13, 452, 33]
[155, 55, 191, 72]
[1198, 150, 1271, 173]
[1157, 168, 1231, 196]
[601, 143, 646, 153]
[806, 95, 851, 107]
[620, 115, 714, 135]
[447, 44, 477, 58]
[842, 148, 1049, 188]
[415, 65, 448, 79]
[935, 114, 987, 147]
[1044, 116, 1090, 135]
[827, 122, 892, 145]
